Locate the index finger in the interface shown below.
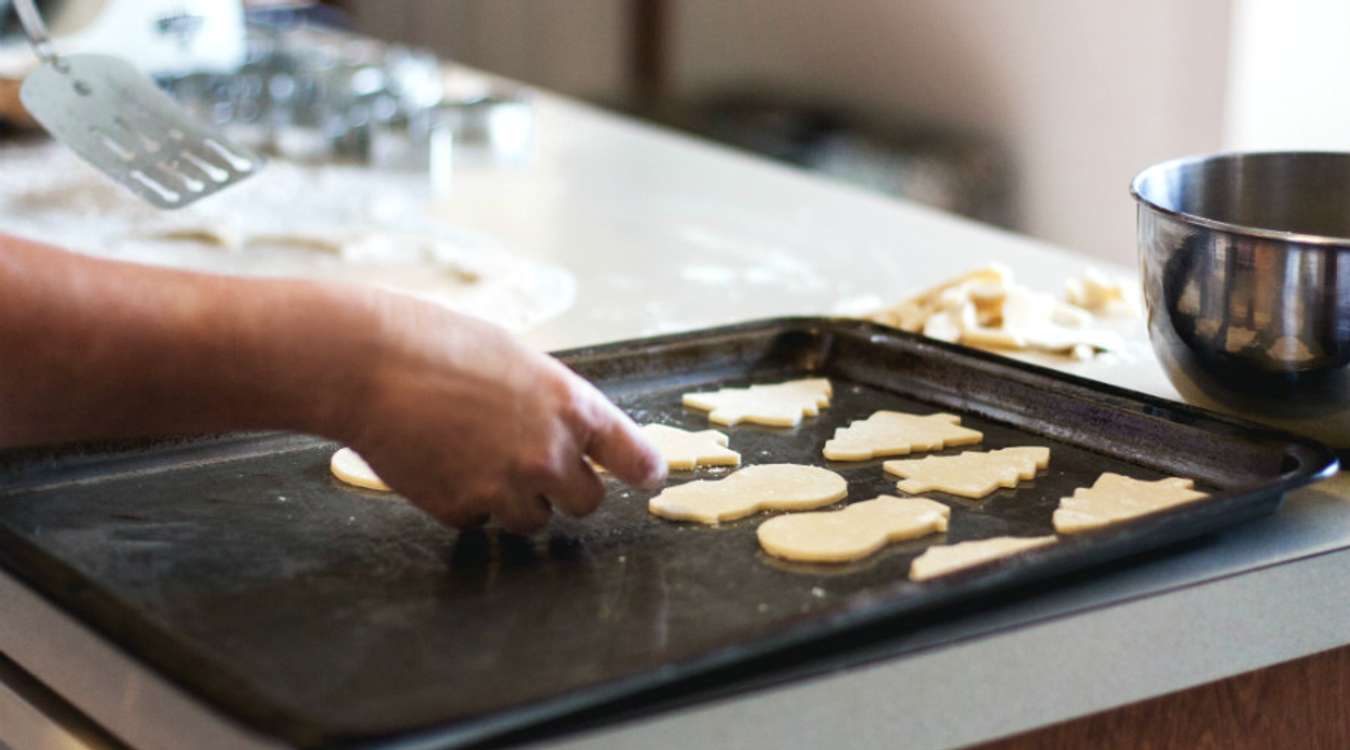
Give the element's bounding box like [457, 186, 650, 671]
[574, 381, 666, 489]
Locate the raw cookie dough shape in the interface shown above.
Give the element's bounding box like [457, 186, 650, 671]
[909, 535, 1057, 581]
[639, 423, 741, 470]
[884, 446, 1050, 499]
[823, 411, 983, 461]
[757, 495, 950, 563]
[330, 447, 391, 492]
[682, 378, 832, 427]
[1053, 472, 1207, 534]
[648, 464, 848, 525]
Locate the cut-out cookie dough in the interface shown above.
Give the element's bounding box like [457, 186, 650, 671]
[1053, 473, 1207, 534]
[639, 423, 741, 470]
[823, 411, 983, 461]
[648, 464, 847, 525]
[909, 535, 1057, 581]
[884, 446, 1050, 499]
[757, 495, 950, 563]
[682, 378, 831, 427]
[330, 447, 391, 492]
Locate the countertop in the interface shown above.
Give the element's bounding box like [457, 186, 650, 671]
[2, 73, 1348, 750]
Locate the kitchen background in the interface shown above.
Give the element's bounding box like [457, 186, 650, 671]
[344, 0, 1350, 266]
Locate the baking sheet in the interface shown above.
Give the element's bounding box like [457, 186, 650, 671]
[0, 318, 1334, 748]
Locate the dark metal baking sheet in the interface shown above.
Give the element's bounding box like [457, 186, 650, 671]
[0, 318, 1335, 748]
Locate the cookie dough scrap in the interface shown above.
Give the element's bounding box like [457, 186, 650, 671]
[640, 423, 741, 470]
[865, 264, 1124, 359]
[1065, 268, 1138, 318]
[866, 264, 1013, 332]
[330, 447, 391, 492]
[884, 446, 1050, 499]
[984, 285, 1123, 357]
[648, 464, 848, 525]
[757, 495, 950, 563]
[909, 535, 1057, 581]
[823, 411, 983, 461]
[1053, 473, 1207, 534]
[682, 378, 831, 427]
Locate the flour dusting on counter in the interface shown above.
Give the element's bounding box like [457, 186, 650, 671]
[0, 143, 574, 333]
[675, 225, 828, 292]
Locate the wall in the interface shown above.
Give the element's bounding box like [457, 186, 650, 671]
[345, 0, 628, 103]
[666, 0, 1232, 266]
[1224, 0, 1350, 150]
[348, 0, 1233, 266]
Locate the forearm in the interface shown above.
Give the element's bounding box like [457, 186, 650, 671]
[0, 234, 373, 448]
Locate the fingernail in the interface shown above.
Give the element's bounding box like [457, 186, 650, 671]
[642, 458, 668, 489]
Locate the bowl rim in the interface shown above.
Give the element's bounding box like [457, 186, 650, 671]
[1130, 150, 1350, 247]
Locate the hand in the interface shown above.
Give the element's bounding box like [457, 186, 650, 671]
[0, 234, 664, 528]
[335, 292, 666, 533]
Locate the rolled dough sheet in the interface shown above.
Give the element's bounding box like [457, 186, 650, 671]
[757, 495, 950, 563]
[0, 142, 575, 334]
[330, 447, 391, 492]
[648, 464, 848, 525]
[884, 446, 1050, 499]
[682, 378, 832, 427]
[1053, 472, 1207, 534]
[823, 411, 983, 461]
[909, 535, 1058, 581]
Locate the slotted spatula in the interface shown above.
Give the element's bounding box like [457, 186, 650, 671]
[12, 0, 262, 209]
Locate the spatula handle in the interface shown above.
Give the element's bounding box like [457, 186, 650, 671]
[13, 0, 57, 64]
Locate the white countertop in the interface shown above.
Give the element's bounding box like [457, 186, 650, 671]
[2, 75, 1348, 750]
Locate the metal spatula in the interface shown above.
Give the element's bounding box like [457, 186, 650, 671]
[11, 0, 262, 209]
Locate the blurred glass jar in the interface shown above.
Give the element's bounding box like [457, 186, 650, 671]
[157, 21, 533, 176]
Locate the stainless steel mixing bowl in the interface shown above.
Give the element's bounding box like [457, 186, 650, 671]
[1133, 152, 1350, 445]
